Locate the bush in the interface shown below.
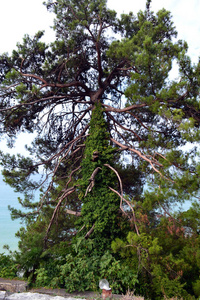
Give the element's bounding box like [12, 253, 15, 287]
[0, 253, 18, 279]
[34, 239, 138, 293]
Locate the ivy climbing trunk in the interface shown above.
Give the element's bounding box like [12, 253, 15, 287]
[75, 103, 127, 254]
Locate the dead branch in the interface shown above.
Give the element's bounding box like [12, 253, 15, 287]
[45, 186, 81, 241]
[104, 163, 123, 209]
[85, 167, 102, 196]
[78, 224, 85, 233]
[106, 111, 141, 141]
[65, 208, 81, 216]
[20, 71, 90, 93]
[85, 223, 95, 239]
[108, 186, 140, 236]
[65, 165, 81, 188]
[37, 131, 88, 212]
[110, 137, 163, 167]
[110, 137, 175, 183]
[103, 103, 147, 113]
[0, 95, 67, 112]
[37, 141, 77, 211]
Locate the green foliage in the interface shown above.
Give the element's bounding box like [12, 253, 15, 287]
[34, 268, 49, 287]
[24, 104, 136, 293]
[33, 239, 138, 294]
[14, 225, 45, 277]
[0, 253, 18, 279]
[0, 152, 39, 196]
[0, 0, 199, 298]
[75, 104, 130, 253]
[59, 251, 137, 293]
[111, 202, 200, 299]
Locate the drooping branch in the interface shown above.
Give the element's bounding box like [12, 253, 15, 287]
[45, 186, 81, 243]
[64, 165, 82, 191]
[37, 131, 88, 211]
[85, 167, 102, 196]
[103, 163, 139, 235]
[0, 95, 67, 112]
[111, 137, 175, 182]
[83, 162, 140, 236]
[110, 138, 171, 176]
[110, 138, 161, 166]
[85, 223, 95, 239]
[108, 186, 139, 236]
[104, 163, 123, 209]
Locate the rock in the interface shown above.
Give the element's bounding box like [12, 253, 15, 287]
[0, 278, 28, 293]
[0, 291, 6, 300]
[4, 292, 86, 300]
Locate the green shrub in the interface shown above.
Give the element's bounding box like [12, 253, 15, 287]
[0, 253, 18, 279]
[33, 239, 138, 293]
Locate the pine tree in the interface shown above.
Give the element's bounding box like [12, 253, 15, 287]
[0, 0, 199, 296]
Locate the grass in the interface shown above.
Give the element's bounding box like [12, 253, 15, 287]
[122, 289, 144, 300]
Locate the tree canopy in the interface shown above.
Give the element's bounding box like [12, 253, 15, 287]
[0, 0, 200, 298]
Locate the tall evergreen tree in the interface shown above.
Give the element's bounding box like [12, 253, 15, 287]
[0, 0, 199, 297]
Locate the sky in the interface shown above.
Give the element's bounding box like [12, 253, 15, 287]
[0, 0, 199, 153]
[109, 0, 200, 62]
[0, 0, 200, 62]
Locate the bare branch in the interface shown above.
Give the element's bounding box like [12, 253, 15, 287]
[20, 71, 90, 93]
[45, 186, 81, 241]
[110, 137, 162, 166]
[104, 163, 123, 209]
[103, 103, 147, 113]
[37, 131, 88, 212]
[85, 167, 102, 196]
[20, 72, 47, 85]
[85, 223, 95, 239]
[0, 95, 71, 112]
[103, 164, 140, 235]
[108, 186, 140, 236]
[111, 138, 175, 182]
[65, 208, 81, 216]
[106, 111, 142, 141]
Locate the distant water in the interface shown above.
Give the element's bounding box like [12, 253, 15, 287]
[0, 170, 193, 255]
[0, 174, 23, 253]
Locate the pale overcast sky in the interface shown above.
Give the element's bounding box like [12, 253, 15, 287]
[0, 0, 199, 62]
[0, 0, 199, 152]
